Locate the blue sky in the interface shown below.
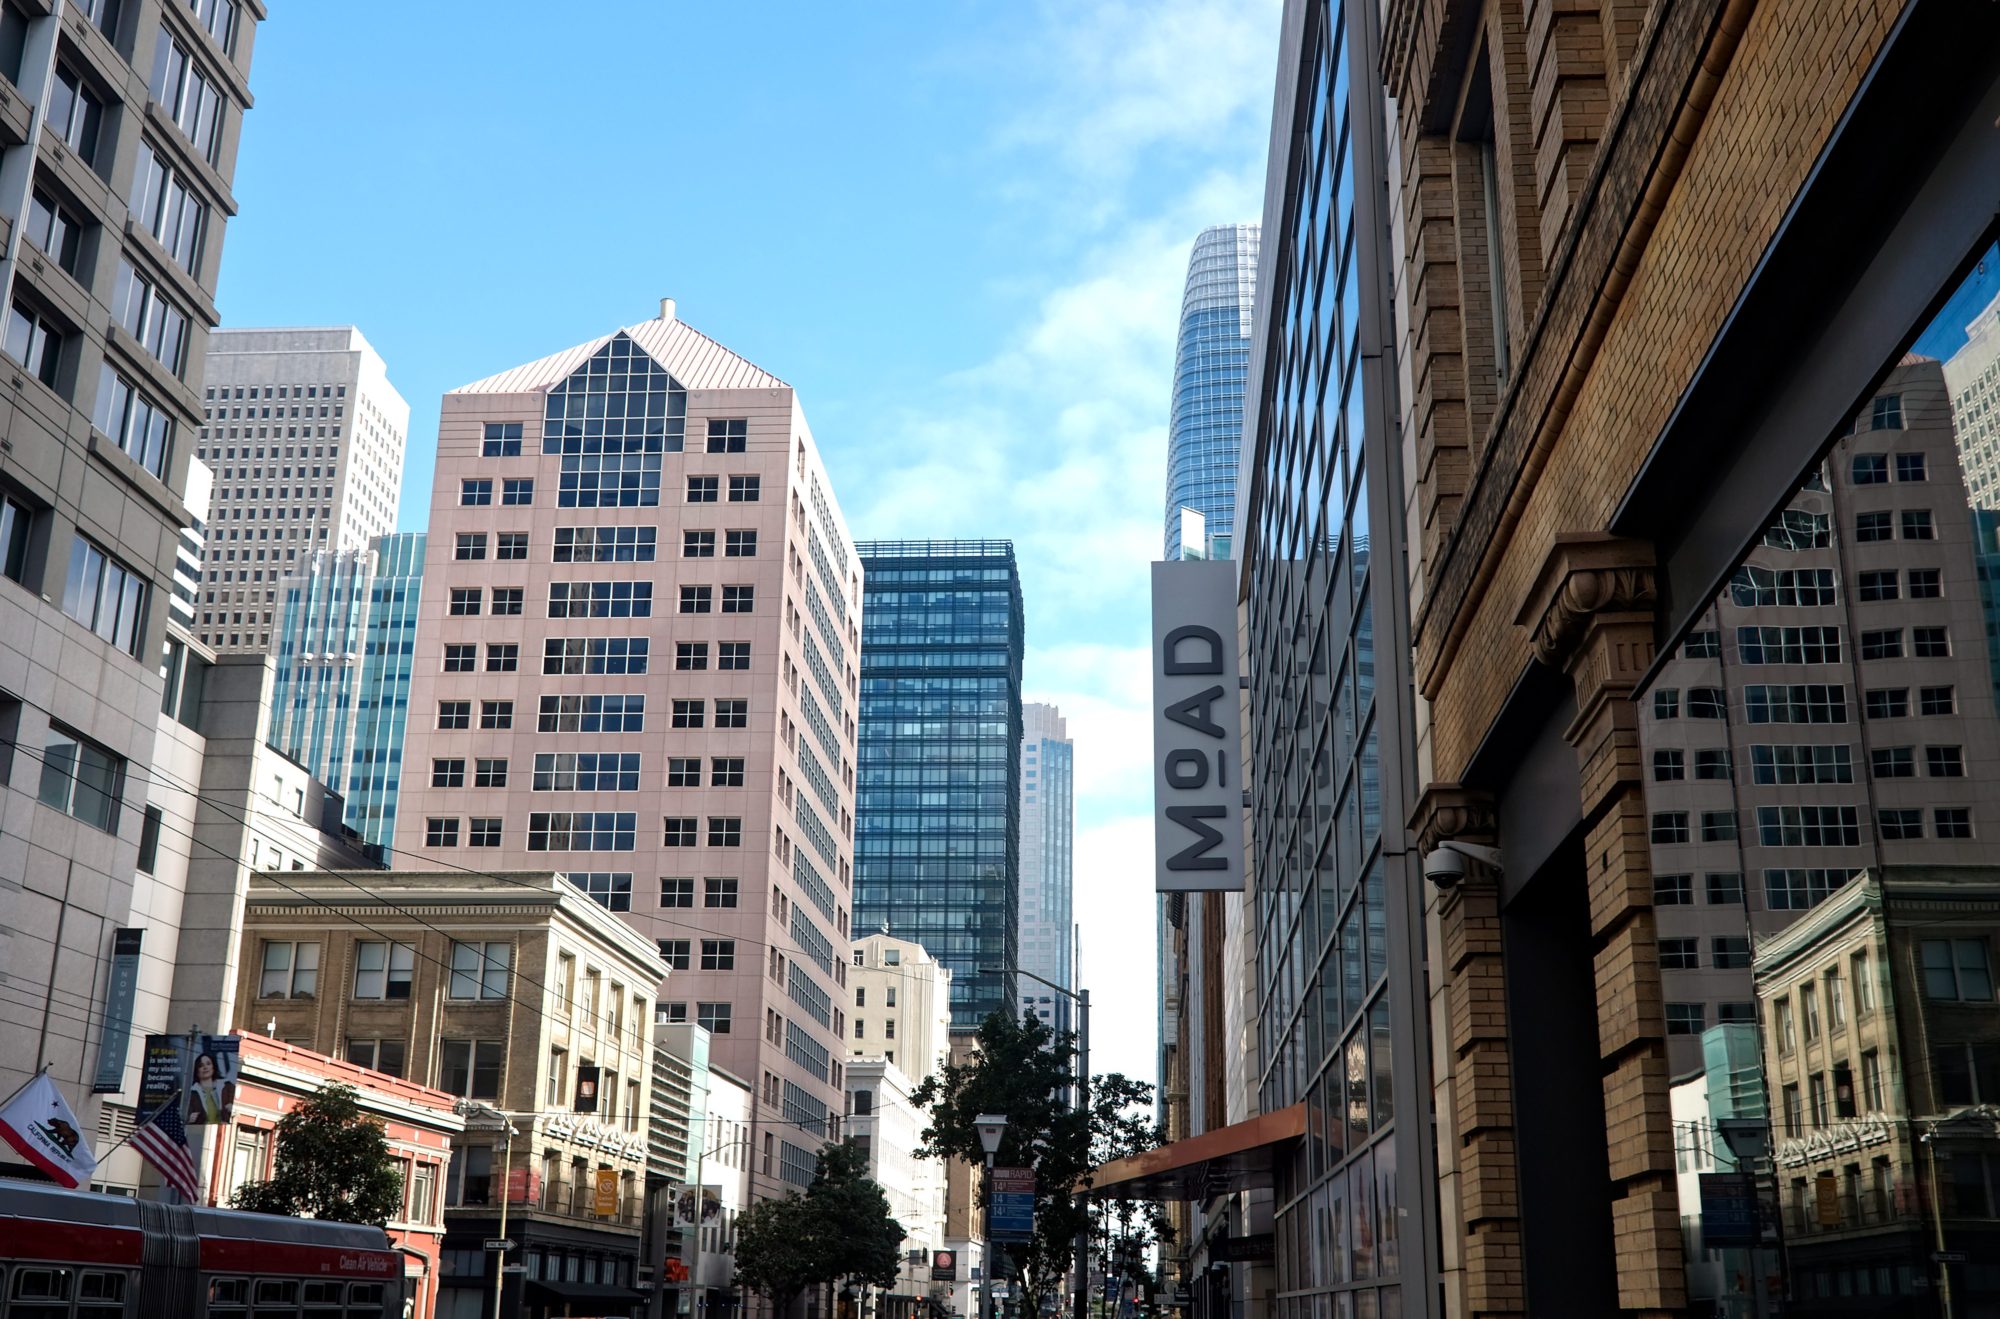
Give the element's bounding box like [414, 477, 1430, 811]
[216, 1, 1282, 1086]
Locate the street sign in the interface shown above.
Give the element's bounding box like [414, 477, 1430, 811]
[931, 1250, 958, 1281]
[1213, 1234, 1274, 1263]
[1933, 1251, 1967, 1264]
[1698, 1172, 1758, 1249]
[503, 1265, 526, 1275]
[595, 1167, 620, 1217]
[483, 1239, 514, 1252]
[990, 1167, 1035, 1242]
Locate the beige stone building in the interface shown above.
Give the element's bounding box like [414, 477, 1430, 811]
[850, 933, 952, 1082]
[237, 868, 662, 1318]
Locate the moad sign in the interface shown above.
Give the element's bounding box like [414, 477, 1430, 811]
[1152, 561, 1245, 892]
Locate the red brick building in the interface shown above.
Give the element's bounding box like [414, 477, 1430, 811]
[214, 1035, 463, 1319]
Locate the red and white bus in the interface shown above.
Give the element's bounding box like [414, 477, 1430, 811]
[0, 1181, 404, 1319]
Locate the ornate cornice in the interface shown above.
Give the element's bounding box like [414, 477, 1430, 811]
[1410, 781, 1498, 855]
[1516, 534, 1658, 669]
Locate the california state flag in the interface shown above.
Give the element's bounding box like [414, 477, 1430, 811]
[0, 1072, 98, 1188]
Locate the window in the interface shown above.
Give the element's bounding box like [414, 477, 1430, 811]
[497, 532, 530, 560]
[1800, 988, 1820, 1042]
[715, 699, 748, 728]
[470, 817, 503, 848]
[460, 479, 493, 506]
[697, 1003, 732, 1033]
[1739, 625, 1842, 664]
[1693, 748, 1731, 780]
[1936, 807, 1972, 838]
[567, 871, 632, 912]
[1851, 453, 1888, 484]
[1857, 570, 1898, 601]
[1757, 804, 1861, 847]
[131, 140, 207, 275]
[443, 643, 477, 673]
[502, 478, 534, 506]
[482, 422, 524, 457]
[687, 476, 719, 503]
[726, 530, 758, 557]
[684, 530, 716, 558]
[663, 817, 698, 847]
[721, 585, 755, 613]
[492, 587, 524, 616]
[5, 297, 66, 389]
[1650, 812, 1689, 844]
[707, 419, 748, 452]
[448, 588, 483, 617]
[719, 641, 751, 670]
[677, 642, 709, 671]
[1745, 684, 1847, 724]
[680, 585, 713, 614]
[1901, 509, 1934, 540]
[1870, 746, 1915, 778]
[480, 700, 514, 730]
[448, 942, 512, 1000]
[37, 725, 122, 831]
[353, 942, 415, 1000]
[0, 492, 33, 585]
[544, 637, 649, 674]
[1661, 938, 1699, 970]
[1700, 811, 1737, 843]
[425, 817, 460, 847]
[728, 475, 760, 502]
[1871, 393, 1903, 429]
[437, 700, 471, 730]
[1706, 873, 1744, 906]
[1781, 1084, 1802, 1136]
[1853, 954, 1876, 1015]
[346, 1039, 407, 1079]
[259, 941, 319, 998]
[1765, 508, 1832, 549]
[1687, 688, 1726, 718]
[1913, 627, 1950, 658]
[1865, 688, 1909, 719]
[438, 1040, 503, 1100]
[666, 756, 701, 787]
[1826, 972, 1847, 1029]
[61, 536, 147, 656]
[47, 65, 103, 163]
[1926, 745, 1965, 777]
[701, 939, 736, 970]
[1653, 689, 1679, 719]
[534, 752, 642, 791]
[658, 939, 691, 970]
[704, 877, 739, 908]
[1776, 1001, 1797, 1058]
[535, 694, 643, 733]
[1878, 808, 1924, 840]
[1730, 567, 1837, 607]
[708, 817, 742, 847]
[1855, 511, 1891, 542]
[1859, 629, 1902, 660]
[660, 877, 694, 907]
[711, 757, 745, 787]
[671, 700, 704, 729]
[432, 758, 466, 788]
[1919, 685, 1956, 715]
[94, 366, 176, 478]
[455, 533, 488, 561]
[1921, 939, 1994, 1002]
[1908, 567, 1942, 598]
[525, 812, 637, 851]
[487, 643, 519, 673]
[1682, 630, 1721, 658]
[149, 27, 224, 161]
[1666, 1004, 1704, 1036]
[1808, 1072, 1828, 1127]
[1764, 868, 1860, 911]
[554, 526, 657, 562]
[547, 580, 653, 617]
[1653, 874, 1693, 905]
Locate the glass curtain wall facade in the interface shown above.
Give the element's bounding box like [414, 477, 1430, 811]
[1240, 2, 1436, 1316]
[855, 540, 1025, 1030]
[266, 531, 425, 854]
[1165, 224, 1260, 563]
[1019, 702, 1075, 1036]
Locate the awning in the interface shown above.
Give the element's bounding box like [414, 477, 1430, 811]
[523, 1278, 648, 1308]
[1084, 1103, 1306, 1201]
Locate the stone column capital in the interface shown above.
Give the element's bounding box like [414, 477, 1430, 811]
[1410, 781, 1499, 855]
[1515, 533, 1658, 670]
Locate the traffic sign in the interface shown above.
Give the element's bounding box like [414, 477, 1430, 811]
[503, 1264, 526, 1275]
[484, 1239, 514, 1252]
[990, 1168, 1036, 1242]
[1933, 1251, 1967, 1264]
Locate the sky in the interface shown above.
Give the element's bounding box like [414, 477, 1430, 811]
[215, 1, 1283, 1088]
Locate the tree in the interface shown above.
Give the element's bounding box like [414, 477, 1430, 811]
[912, 1011, 1170, 1314]
[734, 1141, 907, 1317]
[230, 1083, 403, 1225]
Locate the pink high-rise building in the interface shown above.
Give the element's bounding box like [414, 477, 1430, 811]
[397, 303, 863, 1195]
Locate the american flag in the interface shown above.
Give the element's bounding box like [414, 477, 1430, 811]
[131, 1097, 200, 1201]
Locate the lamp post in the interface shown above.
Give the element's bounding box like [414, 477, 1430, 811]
[989, 964, 1091, 1319]
[975, 1114, 1008, 1319]
[456, 1100, 520, 1319]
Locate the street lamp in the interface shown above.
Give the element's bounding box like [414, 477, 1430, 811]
[456, 1100, 520, 1319]
[975, 1115, 1008, 1319]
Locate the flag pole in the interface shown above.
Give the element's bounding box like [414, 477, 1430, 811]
[0, 1064, 55, 1114]
[94, 1090, 182, 1163]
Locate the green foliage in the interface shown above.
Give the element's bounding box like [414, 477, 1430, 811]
[229, 1083, 404, 1226]
[733, 1140, 907, 1312]
[912, 1011, 1168, 1311]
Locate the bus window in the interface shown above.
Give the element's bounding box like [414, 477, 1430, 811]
[252, 1278, 299, 1317]
[302, 1279, 342, 1319]
[78, 1271, 127, 1314]
[345, 1283, 385, 1318]
[9, 1267, 75, 1319]
[209, 1276, 250, 1318]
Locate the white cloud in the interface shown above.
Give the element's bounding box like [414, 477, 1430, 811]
[1071, 812, 1160, 1084]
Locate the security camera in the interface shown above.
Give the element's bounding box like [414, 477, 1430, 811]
[1423, 840, 1504, 889]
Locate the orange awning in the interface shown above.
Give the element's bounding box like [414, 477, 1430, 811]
[1084, 1103, 1306, 1201]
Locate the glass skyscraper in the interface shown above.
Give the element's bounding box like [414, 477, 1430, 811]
[266, 530, 425, 853]
[1164, 223, 1260, 562]
[855, 540, 1025, 1030]
[1018, 702, 1075, 1036]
